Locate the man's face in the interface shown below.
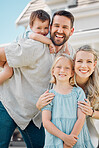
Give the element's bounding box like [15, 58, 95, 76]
[50, 15, 74, 46]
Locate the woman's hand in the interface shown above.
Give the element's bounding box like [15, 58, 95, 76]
[36, 90, 55, 111]
[78, 99, 93, 116]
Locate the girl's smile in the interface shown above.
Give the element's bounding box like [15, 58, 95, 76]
[53, 57, 73, 83]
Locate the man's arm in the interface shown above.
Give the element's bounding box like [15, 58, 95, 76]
[0, 47, 7, 61]
[0, 62, 13, 84]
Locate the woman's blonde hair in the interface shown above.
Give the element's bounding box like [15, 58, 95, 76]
[74, 45, 99, 110]
[50, 53, 74, 85]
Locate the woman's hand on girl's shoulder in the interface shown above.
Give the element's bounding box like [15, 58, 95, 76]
[78, 99, 93, 116]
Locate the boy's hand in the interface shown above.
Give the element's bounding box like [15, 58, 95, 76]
[49, 43, 56, 54]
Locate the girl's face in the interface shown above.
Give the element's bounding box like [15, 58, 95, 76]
[53, 57, 73, 83]
[74, 51, 96, 79]
[30, 18, 49, 36]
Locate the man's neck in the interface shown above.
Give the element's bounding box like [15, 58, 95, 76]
[55, 44, 65, 53]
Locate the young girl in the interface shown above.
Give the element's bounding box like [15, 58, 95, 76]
[42, 53, 94, 148]
[73, 45, 99, 148]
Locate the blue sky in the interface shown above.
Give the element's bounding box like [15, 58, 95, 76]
[0, 0, 30, 44]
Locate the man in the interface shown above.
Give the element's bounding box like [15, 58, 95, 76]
[50, 10, 74, 58]
[0, 10, 74, 148]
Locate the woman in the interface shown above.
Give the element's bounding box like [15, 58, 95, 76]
[74, 45, 99, 148]
[36, 45, 99, 148]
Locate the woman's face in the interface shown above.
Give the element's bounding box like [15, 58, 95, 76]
[74, 51, 96, 79]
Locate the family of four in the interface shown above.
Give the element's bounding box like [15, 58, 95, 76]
[0, 9, 99, 148]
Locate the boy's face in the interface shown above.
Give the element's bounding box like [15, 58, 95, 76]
[30, 18, 49, 36]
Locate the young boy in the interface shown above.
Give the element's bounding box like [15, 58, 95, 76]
[0, 9, 55, 84]
[24, 9, 55, 52]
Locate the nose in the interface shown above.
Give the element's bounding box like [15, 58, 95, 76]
[41, 29, 45, 34]
[57, 27, 64, 33]
[81, 62, 87, 67]
[60, 67, 65, 72]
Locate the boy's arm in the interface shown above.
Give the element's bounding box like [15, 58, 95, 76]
[0, 47, 7, 61]
[42, 110, 78, 147]
[0, 62, 13, 84]
[29, 32, 52, 45]
[29, 33, 55, 53]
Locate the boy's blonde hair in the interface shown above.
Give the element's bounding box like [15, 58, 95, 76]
[74, 45, 99, 110]
[50, 53, 74, 85]
[29, 9, 50, 27]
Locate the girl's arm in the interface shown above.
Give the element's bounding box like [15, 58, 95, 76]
[78, 99, 99, 119]
[42, 110, 78, 147]
[29, 33, 55, 53]
[0, 62, 13, 84]
[71, 107, 86, 136]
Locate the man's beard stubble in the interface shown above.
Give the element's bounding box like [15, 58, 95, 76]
[50, 33, 70, 46]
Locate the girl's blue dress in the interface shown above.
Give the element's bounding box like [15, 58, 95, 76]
[42, 87, 94, 148]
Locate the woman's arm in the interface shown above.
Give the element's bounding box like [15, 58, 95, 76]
[0, 62, 13, 84]
[78, 99, 99, 119]
[42, 110, 78, 147]
[71, 108, 86, 136]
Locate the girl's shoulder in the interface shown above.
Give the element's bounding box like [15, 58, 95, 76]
[73, 86, 85, 95]
[73, 86, 84, 91]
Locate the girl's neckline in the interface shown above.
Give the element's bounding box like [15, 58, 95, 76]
[52, 87, 75, 96]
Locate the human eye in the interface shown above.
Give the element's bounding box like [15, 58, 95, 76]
[37, 27, 41, 29]
[45, 27, 49, 29]
[87, 60, 92, 63]
[63, 26, 68, 29]
[56, 66, 61, 68]
[77, 60, 82, 63]
[54, 24, 59, 28]
[65, 67, 70, 69]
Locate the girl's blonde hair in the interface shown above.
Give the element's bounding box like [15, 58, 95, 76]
[50, 53, 74, 85]
[74, 45, 99, 110]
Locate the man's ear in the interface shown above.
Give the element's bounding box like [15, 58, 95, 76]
[70, 27, 74, 36]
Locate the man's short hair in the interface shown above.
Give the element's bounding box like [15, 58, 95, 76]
[51, 10, 74, 28]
